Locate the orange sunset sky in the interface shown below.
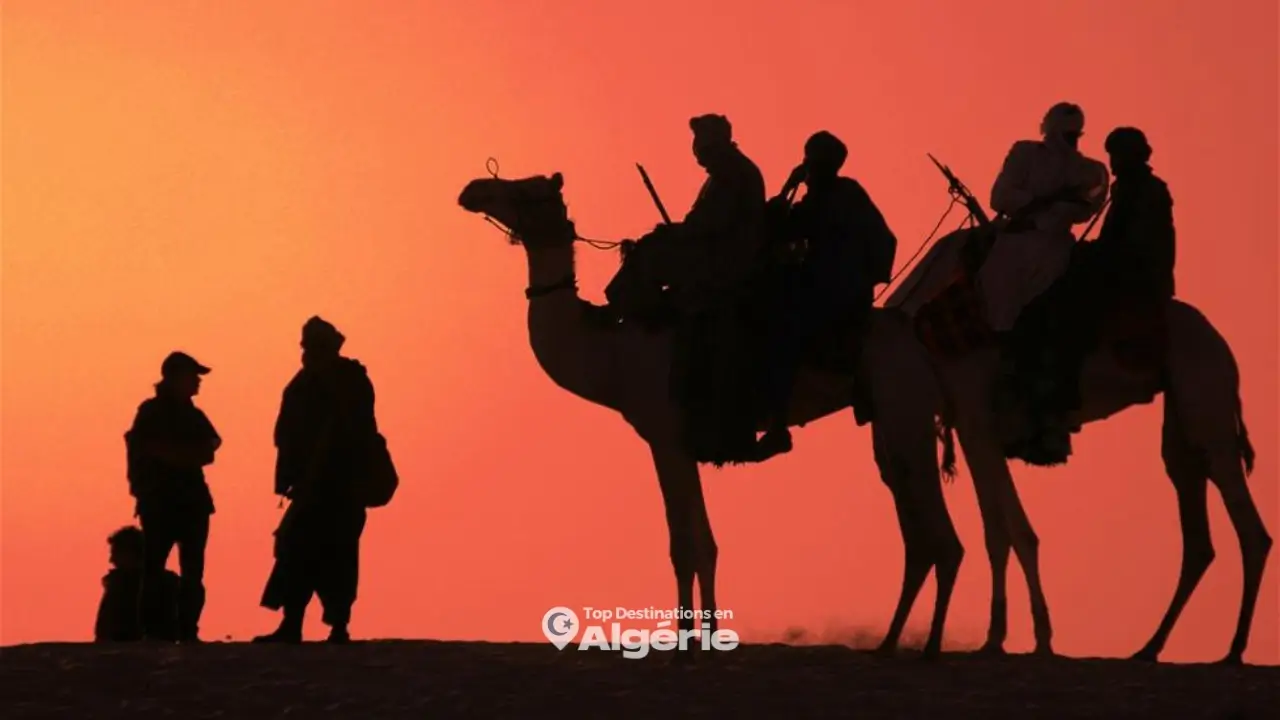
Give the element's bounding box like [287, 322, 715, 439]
[2, 1, 1277, 664]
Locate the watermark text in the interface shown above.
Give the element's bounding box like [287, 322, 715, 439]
[542, 605, 740, 659]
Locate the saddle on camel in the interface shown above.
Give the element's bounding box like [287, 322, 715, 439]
[603, 125, 897, 467]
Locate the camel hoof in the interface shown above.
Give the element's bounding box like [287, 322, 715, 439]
[1215, 653, 1243, 667]
[1129, 645, 1160, 663]
[1031, 642, 1056, 658]
[920, 644, 943, 662]
[976, 640, 1007, 657]
[873, 642, 898, 659]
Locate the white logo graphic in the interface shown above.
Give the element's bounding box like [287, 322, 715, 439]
[541, 606, 579, 650]
[541, 605, 740, 659]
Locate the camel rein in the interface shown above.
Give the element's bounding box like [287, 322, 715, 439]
[481, 157, 621, 252]
[478, 157, 625, 299]
[477, 157, 1005, 304]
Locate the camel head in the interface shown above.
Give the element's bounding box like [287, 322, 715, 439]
[457, 172, 574, 247]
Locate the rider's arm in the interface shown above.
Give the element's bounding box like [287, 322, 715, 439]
[191, 409, 220, 467]
[845, 181, 898, 285]
[990, 141, 1038, 216]
[1057, 157, 1110, 225]
[1129, 178, 1177, 279]
[126, 401, 208, 468]
[680, 178, 727, 240]
[272, 376, 304, 497]
[703, 192, 768, 296]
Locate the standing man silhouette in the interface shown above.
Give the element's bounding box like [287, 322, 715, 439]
[255, 317, 378, 644]
[124, 351, 221, 642]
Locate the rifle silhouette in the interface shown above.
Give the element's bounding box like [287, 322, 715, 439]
[928, 153, 991, 227]
[926, 153, 999, 273]
[636, 163, 673, 225]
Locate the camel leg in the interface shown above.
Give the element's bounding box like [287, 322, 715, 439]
[649, 441, 718, 662]
[875, 454, 935, 657]
[691, 469, 720, 648]
[957, 426, 1054, 655]
[873, 420, 964, 660]
[1133, 404, 1213, 662]
[950, 351, 1055, 656]
[1207, 449, 1273, 665]
[945, 393, 1012, 654]
[973, 479, 1013, 655]
[917, 459, 965, 659]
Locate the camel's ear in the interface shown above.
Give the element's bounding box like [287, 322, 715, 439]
[550, 172, 563, 190]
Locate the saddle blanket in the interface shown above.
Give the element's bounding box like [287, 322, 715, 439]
[913, 268, 994, 358]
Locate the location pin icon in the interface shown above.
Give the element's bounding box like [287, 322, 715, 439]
[542, 606, 579, 650]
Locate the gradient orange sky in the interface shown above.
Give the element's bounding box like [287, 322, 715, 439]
[3, 1, 1276, 663]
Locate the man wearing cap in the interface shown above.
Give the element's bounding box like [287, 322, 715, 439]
[255, 316, 377, 644]
[977, 102, 1111, 334]
[123, 350, 221, 642]
[753, 131, 899, 460]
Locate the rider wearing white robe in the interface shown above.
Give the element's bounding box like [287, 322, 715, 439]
[977, 102, 1110, 333]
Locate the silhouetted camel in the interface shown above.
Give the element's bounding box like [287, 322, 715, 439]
[885, 227, 1272, 664]
[459, 172, 964, 658]
[459, 169, 1272, 664]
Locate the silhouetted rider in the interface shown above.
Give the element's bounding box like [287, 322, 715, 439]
[665, 114, 768, 313]
[1042, 126, 1177, 413]
[756, 131, 898, 460]
[978, 102, 1110, 334]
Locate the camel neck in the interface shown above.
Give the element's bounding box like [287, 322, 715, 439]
[520, 241, 621, 409]
[525, 244, 576, 295]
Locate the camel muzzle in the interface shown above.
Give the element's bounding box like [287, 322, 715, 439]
[457, 182, 489, 213]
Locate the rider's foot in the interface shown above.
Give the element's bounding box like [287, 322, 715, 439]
[753, 427, 793, 462]
[1016, 424, 1072, 466]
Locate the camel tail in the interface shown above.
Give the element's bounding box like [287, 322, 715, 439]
[1237, 395, 1255, 478]
[936, 417, 958, 483]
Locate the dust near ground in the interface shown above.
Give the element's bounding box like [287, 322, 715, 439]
[759, 623, 954, 651]
[2, 640, 1274, 719]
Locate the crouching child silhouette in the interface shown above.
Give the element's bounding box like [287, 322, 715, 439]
[94, 526, 180, 642]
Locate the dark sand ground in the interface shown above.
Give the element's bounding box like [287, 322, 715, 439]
[2, 641, 1276, 719]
